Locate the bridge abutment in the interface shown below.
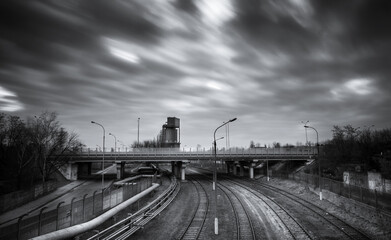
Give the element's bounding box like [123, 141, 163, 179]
[58, 162, 79, 180]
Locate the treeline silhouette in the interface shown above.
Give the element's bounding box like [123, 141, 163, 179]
[0, 111, 83, 193]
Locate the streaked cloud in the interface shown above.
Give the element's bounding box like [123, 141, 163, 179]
[0, 0, 390, 148]
[0, 86, 24, 112]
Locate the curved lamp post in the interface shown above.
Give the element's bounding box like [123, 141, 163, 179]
[301, 120, 309, 146]
[213, 117, 237, 235]
[137, 117, 140, 147]
[109, 133, 117, 152]
[304, 125, 321, 200]
[91, 121, 105, 190]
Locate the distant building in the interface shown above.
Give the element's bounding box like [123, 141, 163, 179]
[158, 117, 180, 148]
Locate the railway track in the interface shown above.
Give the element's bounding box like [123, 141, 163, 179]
[177, 177, 209, 240]
[189, 168, 308, 239]
[216, 181, 256, 240]
[235, 178, 372, 240]
[221, 179, 312, 240]
[186, 169, 256, 239]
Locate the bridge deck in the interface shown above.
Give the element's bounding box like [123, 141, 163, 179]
[70, 147, 317, 162]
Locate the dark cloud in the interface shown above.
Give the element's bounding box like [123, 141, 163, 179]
[231, 0, 319, 56]
[0, 0, 390, 148]
[172, 0, 199, 14]
[79, 0, 163, 43]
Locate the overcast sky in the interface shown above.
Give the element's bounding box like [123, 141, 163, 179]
[1, 0, 390, 149]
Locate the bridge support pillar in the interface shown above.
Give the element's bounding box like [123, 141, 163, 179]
[239, 163, 244, 177]
[181, 162, 187, 181]
[171, 161, 186, 180]
[225, 162, 231, 174]
[233, 162, 238, 175]
[249, 166, 254, 179]
[171, 161, 176, 176]
[176, 161, 182, 179]
[115, 161, 125, 179]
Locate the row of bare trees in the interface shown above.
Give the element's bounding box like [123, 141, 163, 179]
[322, 125, 391, 177]
[130, 139, 158, 148]
[0, 111, 84, 192]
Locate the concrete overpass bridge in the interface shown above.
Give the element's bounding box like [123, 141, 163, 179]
[61, 147, 317, 181]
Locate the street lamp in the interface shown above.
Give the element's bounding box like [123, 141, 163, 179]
[137, 117, 140, 147]
[304, 125, 321, 200]
[91, 121, 105, 190]
[301, 120, 309, 146]
[109, 133, 117, 152]
[213, 117, 237, 235]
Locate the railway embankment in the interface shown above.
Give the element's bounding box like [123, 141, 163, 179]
[265, 177, 391, 239]
[316, 188, 391, 233]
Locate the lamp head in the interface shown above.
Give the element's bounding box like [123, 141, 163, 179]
[91, 121, 95, 124]
[304, 126, 309, 128]
[229, 117, 237, 123]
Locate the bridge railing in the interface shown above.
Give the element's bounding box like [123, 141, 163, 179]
[77, 146, 317, 157]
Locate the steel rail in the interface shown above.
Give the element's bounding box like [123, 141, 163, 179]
[239, 178, 372, 240]
[222, 178, 312, 240]
[187, 168, 256, 240]
[178, 177, 209, 240]
[215, 180, 256, 240]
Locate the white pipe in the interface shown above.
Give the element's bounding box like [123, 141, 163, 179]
[31, 183, 160, 240]
[114, 174, 161, 186]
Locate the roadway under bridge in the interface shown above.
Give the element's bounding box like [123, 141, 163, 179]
[59, 147, 317, 181]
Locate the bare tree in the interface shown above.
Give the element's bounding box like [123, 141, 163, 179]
[29, 111, 83, 185]
[0, 114, 35, 189]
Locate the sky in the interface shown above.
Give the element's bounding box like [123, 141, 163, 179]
[1, 0, 390, 150]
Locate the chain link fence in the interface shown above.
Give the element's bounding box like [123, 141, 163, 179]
[0, 177, 154, 240]
[273, 172, 391, 213]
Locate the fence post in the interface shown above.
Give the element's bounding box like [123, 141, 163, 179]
[92, 190, 97, 215]
[56, 201, 65, 230]
[339, 181, 342, 195]
[360, 186, 363, 202]
[82, 194, 88, 222]
[131, 181, 134, 198]
[70, 197, 76, 226]
[109, 187, 112, 208]
[348, 184, 351, 199]
[375, 190, 378, 208]
[101, 188, 105, 211]
[38, 207, 48, 236]
[17, 214, 28, 240]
